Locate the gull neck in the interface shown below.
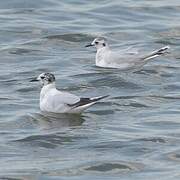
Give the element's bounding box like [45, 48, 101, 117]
[40, 82, 56, 100]
[42, 82, 56, 92]
[97, 45, 110, 52]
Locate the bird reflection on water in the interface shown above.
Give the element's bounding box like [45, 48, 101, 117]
[28, 112, 85, 130]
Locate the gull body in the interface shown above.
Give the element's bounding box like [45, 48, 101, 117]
[31, 73, 108, 114]
[86, 37, 170, 70]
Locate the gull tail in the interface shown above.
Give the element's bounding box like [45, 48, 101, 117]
[143, 46, 170, 62]
[68, 95, 109, 113]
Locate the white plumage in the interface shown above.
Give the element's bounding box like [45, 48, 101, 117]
[31, 73, 108, 114]
[86, 37, 170, 70]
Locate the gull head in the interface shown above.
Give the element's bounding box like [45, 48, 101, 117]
[85, 37, 108, 50]
[30, 73, 55, 86]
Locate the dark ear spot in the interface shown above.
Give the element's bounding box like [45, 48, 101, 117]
[103, 43, 106, 46]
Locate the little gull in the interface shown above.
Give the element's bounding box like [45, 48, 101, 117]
[30, 73, 108, 114]
[85, 37, 170, 70]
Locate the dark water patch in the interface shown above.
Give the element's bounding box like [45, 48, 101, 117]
[163, 84, 180, 91]
[85, 163, 132, 171]
[148, 95, 180, 100]
[16, 86, 38, 93]
[0, 79, 18, 84]
[44, 33, 93, 42]
[0, 97, 15, 101]
[136, 137, 167, 143]
[8, 48, 42, 55]
[91, 141, 125, 150]
[158, 72, 174, 78]
[43, 161, 144, 177]
[83, 161, 144, 173]
[13, 133, 75, 149]
[123, 102, 149, 108]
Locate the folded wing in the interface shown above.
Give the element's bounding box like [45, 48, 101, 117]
[67, 95, 109, 109]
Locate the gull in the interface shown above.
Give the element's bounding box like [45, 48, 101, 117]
[30, 73, 108, 114]
[85, 37, 170, 70]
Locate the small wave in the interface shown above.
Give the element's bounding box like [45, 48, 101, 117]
[85, 162, 133, 172]
[8, 48, 41, 55]
[136, 137, 167, 143]
[44, 33, 93, 42]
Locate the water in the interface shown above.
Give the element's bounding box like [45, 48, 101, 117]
[0, 0, 180, 179]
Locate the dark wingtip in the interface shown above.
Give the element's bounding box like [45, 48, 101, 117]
[156, 46, 170, 55]
[100, 95, 109, 99]
[91, 95, 109, 101]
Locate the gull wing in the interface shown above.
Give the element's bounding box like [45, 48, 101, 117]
[105, 46, 169, 69]
[42, 89, 80, 112]
[67, 95, 109, 109]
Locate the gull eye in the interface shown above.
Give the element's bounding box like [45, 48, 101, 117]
[41, 76, 45, 79]
[95, 41, 98, 44]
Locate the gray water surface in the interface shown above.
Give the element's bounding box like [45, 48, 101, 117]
[0, 0, 180, 179]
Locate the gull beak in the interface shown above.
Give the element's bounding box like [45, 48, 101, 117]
[85, 43, 94, 47]
[30, 78, 39, 82]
